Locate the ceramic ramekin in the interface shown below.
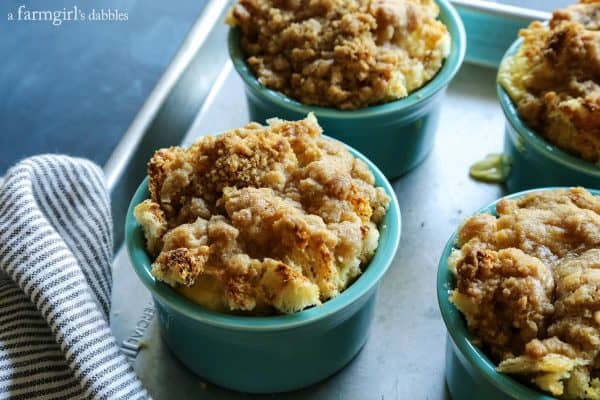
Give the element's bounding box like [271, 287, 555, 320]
[498, 40, 600, 193]
[437, 187, 600, 400]
[227, 0, 466, 179]
[126, 141, 401, 394]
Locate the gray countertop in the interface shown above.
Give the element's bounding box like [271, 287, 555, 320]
[0, 0, 207, 173]
[111, 61, 505, 399]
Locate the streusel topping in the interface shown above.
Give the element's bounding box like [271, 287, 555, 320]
[498, 1, 600, 164]
[450, 188, 600, 398]
[135, 115, 390, 314]
[227, 0, 450, 109]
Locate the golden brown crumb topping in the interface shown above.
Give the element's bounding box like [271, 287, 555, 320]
[226, 0, 450, 109]
[450, 188, 600, 398]
[498, 1, 600, 164]
[135, 115, 390, 314]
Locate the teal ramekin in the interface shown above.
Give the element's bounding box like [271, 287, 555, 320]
[227, 0, 466, 179]
[126, 141, 401, 394]
[437, 187, 600, 400]
[498, 40, 600, 193]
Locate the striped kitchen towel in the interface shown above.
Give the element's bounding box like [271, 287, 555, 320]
[0, 155, 149, 399]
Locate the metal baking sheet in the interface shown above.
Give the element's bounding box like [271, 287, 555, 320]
[111, 61, 508, 399]
[107, 1, 562, 398]
[103, 0, 553, 247]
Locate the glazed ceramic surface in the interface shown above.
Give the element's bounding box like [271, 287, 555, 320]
[437, 188, 600, 400]
[126, 141, 401, 394]
[227, 0, 466, 179]
[498, 40, 600, 193]
[454, 1, 548, 68]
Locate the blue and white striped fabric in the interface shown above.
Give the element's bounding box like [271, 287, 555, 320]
[0, 155, 148, 399]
